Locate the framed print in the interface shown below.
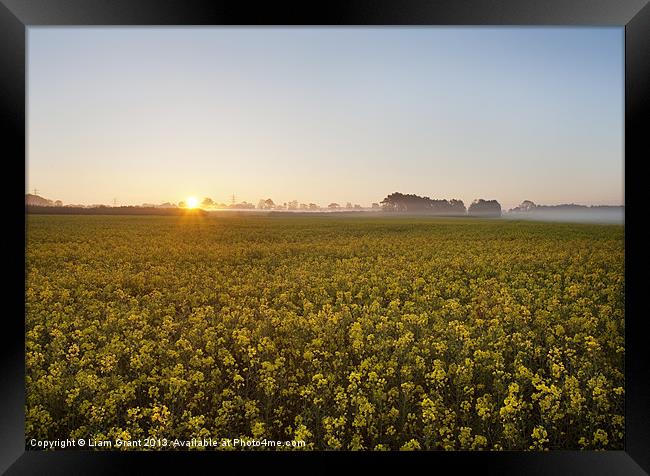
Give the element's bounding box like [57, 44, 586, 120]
[2, 0, 649, 474]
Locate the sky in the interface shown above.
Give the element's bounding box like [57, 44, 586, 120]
[27, 27, 624, 210]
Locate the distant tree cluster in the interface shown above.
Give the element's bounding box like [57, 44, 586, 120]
[510, 200, 536, 212]
[467, 199, 502, 217]
[27, 190, 381, 212]
[26, 192, 512, 217]
[177, 197, 255, 209]
[25, 206, 205, 216]
[232, 202, 256, 210]
[380, 193, 467, 215]
[509, 200, 623, 213]
[25, 194, 62, 207]
[257, 198, 276, 210]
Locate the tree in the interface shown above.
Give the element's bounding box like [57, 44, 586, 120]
[510, 200, 536, 212]
[346, 202, 353, 209]
[257, 198, 276, 210]
[449, 199, 466, 214]
[201, 197, 216, 208]
[288, 200, 299, 210]
[380, 193, 409, 212]
[230, 201, 255, 209]
[308, 203, 319, 211]
[468, 199, 502, 217]
[380, 192, 466, 215]
[328, 203, 341, 209]
[371, 203, 380, 209]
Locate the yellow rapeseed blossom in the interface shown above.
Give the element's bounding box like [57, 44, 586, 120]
[25, 215, 624, 450]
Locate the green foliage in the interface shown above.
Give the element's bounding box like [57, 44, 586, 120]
[26, 215, 624, 450]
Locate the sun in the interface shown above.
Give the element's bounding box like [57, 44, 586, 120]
[186, 196, 199, 209]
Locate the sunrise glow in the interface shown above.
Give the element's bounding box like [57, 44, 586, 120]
[186, 196, 199, 209]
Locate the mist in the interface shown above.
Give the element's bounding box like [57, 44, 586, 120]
[503, 207, 624, 224]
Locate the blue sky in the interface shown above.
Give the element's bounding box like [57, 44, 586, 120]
[27, 27, 624, 209]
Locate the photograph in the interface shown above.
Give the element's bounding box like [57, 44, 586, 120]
[25, 26, 625, 452]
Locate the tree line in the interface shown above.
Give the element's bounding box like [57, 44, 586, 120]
[26, 192, 502, 216]
[380, 193, 501, 217]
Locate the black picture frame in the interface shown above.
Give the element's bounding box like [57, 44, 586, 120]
[2, 0, 648, 474]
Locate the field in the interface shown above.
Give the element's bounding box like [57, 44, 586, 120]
[25, 214, 625, 450]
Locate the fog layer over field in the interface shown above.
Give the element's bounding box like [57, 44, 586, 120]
[504, 208, 624, 224]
